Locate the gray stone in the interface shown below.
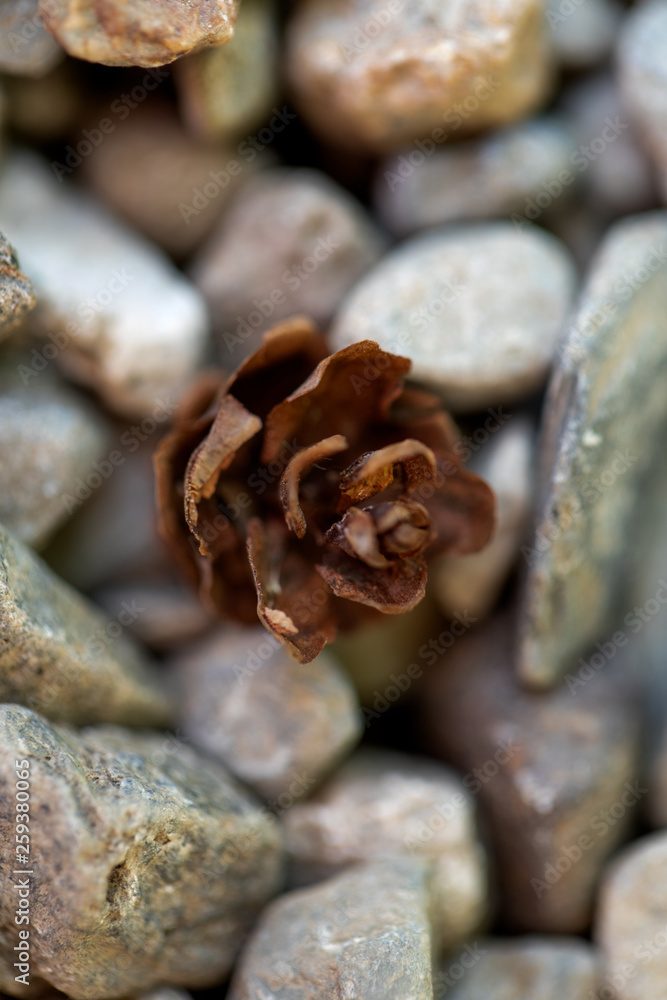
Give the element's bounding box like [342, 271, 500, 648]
[191, 167, 384, 363]
[0, 0, 63, 77]
[331, 223, 576, 412]
[595, 831, 667, 1000]
[0, 520, 173, 727]
[94, 583, 215, 652]
[0, 152, 207, 417]
[81, 104, 254, 257]
[175, 0, 279, 142]
[285, 0, 553, 153]
[0, 705, 284, 999]
[546, 0, 622, 69]
[172, 625, 361, 802]
[438, 936, 600, 999]
[432, 415, 536, 620]
[518, 212, 667, 688]
[0, 373, 108, 548]
[421, 614, 642, 932]
[375, 118, 575, 236]
[283, 747, 489, 949]
[618, 0, 667, 202]
[0, 232, 35, 339]
[228, 858, 435, 1000]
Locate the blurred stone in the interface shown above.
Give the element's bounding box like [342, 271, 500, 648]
[176, 0, 279, 142]
[375, 118, 575, 236]
[647, 714, 667, 826]
[596, 832, 667, 1000]
[81, 103, 253, 257]
[433, 416, 535, 621]
[439, 936, 600, 999]
[286, 0, 553, 153]
[562, 74, 658, 218]
[518, 212, 667, 689]
[0, 372, 108, 548]
[192, 168, 384, 362]
[0, 704, 284, 999]
[44, 445, 171, 593]
[3, 62, 81, 141]
[0, 521, 172, 727]
[421, 614, 642, 932]
[618, 0, 667, 201]
[332, 590, 441, 703]
[0, 231, 35, 339]
[331, 222, 576, 412]
[0, 151, 207, 417]
[0, 0, 63, 77]
[546, 0, 621, 70]
[228, 858, 435, 1000]
[40, 0, 238, 68]
[94, 583, 214, 651]
[283, 748, 489, 949]
[172, 625, 361, 801]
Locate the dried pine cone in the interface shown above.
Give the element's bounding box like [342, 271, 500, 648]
[155, 317, 495, 662]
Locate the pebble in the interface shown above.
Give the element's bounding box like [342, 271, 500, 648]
[596, 832, 667, 1000]
[40, 0, 239, 68]
[283, 747, 488, 949]
[421, 613, 642, 932]
[0, 704, 284, 998]
[94, 583, 215, 651]
[0, 151, 207, 417]
[0, 0, 63, 77]
[330, 223, 576, 412]
[618, 0, 667, 201]
[0, 371, 108, 548]
[518, 211, 667, 689]
[228, 858, 435, 1000]
[439, 936, 600, 999]
[0, 232, 35, 340]
[562, 74, 658, 218]
[191, 168, 384, 362]
[285, 0, 553, 153]
[171, 625, 361, 802]
[175, 0, 279, 142]
[375, 118, 575, 236]
[432, 416, 536, 620]
[546, 0, 622, 70]
[44, 445, 172, 593]
[0, 521, 173, 727]
[81, 104, 253, 257]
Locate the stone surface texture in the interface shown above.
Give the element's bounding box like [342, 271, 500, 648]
[0, 152, 207, 417]
[286, 0, 553, 152]
[228, 858, 435, 1000]
[422, 614, 642, 932]
[0, 705, 284, 999]
[39, 0, 239, 67]
[172, 625, 362, 801]
[0, 0, 63, 77]
[0, 521, 173, 727]
[331, 222, 576, 412]
[0, 231, 35, 339]
[283, 747, 488, 948]
[518, 212, 667, 688]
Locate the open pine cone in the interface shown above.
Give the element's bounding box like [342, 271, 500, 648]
[155, 317, 495, 662]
